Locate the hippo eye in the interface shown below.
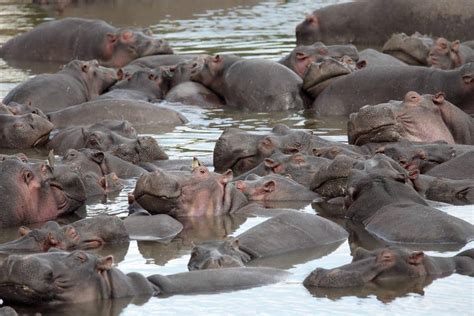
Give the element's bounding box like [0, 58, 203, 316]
[22, 170, 34, 184]
[75, 252, 88, 263]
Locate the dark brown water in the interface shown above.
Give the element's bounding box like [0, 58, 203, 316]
[0, 1, 472, 315]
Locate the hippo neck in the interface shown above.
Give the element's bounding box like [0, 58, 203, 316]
[104, 269, 158, 299]
[423, 255, 457, 276]
[60, 67, 94, 100]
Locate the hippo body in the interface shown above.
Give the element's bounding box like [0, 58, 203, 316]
[312, 63, 474, 116]
[191, 55, 304, 112]
[296, 0, 474, 46]
[0, 17, 172, 68]
[358, 49, 408, 67]
[426, 151, 474, 180]
[3, 60, 117, 112]
[188, 212, 348, 270]
[0, 251, 288, 305]
[47, 99, 187, 130]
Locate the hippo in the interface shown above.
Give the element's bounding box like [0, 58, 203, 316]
[279, 42, 359, 77]
[97, 69, 166, 102]
[0, 113, 53, 149]
[347, 91, 474, 146]
[123, 54, 198, 75]
[295, 0, 474, 46]
[235, 174, 320, 202]
[0, 214, 183, 253]
[0, 250, 288, 305]
[0, 17, 172, 68]
[234, 152, 330, 188]
[0, 159, 85, 227]
[304, 246, 473, 290]
[190, 54, 304, 111]
[312, 63, 474, 115]
[382, 32, 433, 66]
[134, 163, 248, 217]
[344, 170, 474, 246]
[413, 174, 474, 205]
[3, 60, 117, 113]
[61, 148, 146, 179]
[188, 212, 347, 270]
[427, 38, 474, 70]
[47, 99, 188, 130]
[213, 124, 334, 175]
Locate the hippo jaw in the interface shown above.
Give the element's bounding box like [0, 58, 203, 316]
[0, 283, 58, 305]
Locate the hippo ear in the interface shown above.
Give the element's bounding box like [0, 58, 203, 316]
[220, 169, 234, 184]
[356, 60, 367, 69]
[408, 251, 424, 265]
[213, 54, 223, 63]
[64, 226, 78, 239]
[90, 151, 105, 164]
[229, 238, 240, 249]
[97, 255, 114, 271]
[106, 33, 118, 44]
[47, 232, 58, 247]
[235, 180, 245, 191]
[263, 180, 276, 193]
[121, 30, 134, 41]
[462, 74, 473, 84]
[296, 52, 309, 61]
[450, 40, 461, 53]
[117, 69, 124, 80]
[432, 92, 445, 105]
[18, 226, 31, 236]
[305, 14, 319, 27]
[415, 149, 427, 160]
[312, 148, 322, 156]
[81, 63, 89, 73]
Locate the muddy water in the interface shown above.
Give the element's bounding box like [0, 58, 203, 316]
[0, 1, 473, 315]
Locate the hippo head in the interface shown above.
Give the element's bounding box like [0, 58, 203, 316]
[0, 113, 53, 149]
[160, 60, 196, 89]
[64, 60, 118, 97]
[111, 136, 168, 163]
[5, 101, 47, 119]
[134, 164, 248, 217]
[425, 178, 474, 206]
[0, 159, 84, 227]
[189, 54, 241, 88]
[303, 56, 365, 97]
[427, 37, 462, 70]
[103, 29, 173, 68]
[304, 247, 429, 288]
[382, 32, 433, 65]
[111, 69, 166, 100]
[348, 91, 459, 145]
[187, 239, 251, 271]
[88, 120, 137, 139]
[284, 42, 329, 77]
[0, 250, 115, 305]
[295, 13, 321, 46]
[0, 222, 76, 253]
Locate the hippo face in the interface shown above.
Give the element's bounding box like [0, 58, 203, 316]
[427, 38, 460, 70]
[382, 32, 433, 65]
[161, 60, 195, 88]
[348, 91, 458, 146]
[104, 29, 173, 68]
[187, 239, 250, 271]
[303, 247, 428, 288]
[111, 69, 166, 99]
[0, 160, 83, 227]
[189, 54, 224, 87]
[0, 113, 53, 149]
[0, 222, 77, 253]
[65, 60, 118, 95]
[295, 13, 321, 46]
[134, 165, 246, 217]
[111, 136, 168, 163]
[287, 42, 329, 77]
[0, 251, 114, 305]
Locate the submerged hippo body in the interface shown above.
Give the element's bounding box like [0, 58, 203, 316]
[304, 246, 474, 288]
[0, 17, 173, 68]
[188, 212, 348, 270]
[295, 0, 474, 46]
[312, 63, 474, 116]
[191, 55, 304, 112]
[347, 91, 474, 146]
[3, 60, 117, 112]
[0, 251, 288, 305]
[47, 99, 187, 130]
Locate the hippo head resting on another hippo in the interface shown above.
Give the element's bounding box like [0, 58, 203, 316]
[304, 247, 474, 289]
[0, 113, 53, 149]
[348, 91, 474, 146]
[133, 163, 248, 217]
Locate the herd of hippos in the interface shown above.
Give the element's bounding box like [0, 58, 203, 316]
[0, 0, 473, 313]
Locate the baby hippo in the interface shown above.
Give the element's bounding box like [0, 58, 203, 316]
[304, 246, 474, 288]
